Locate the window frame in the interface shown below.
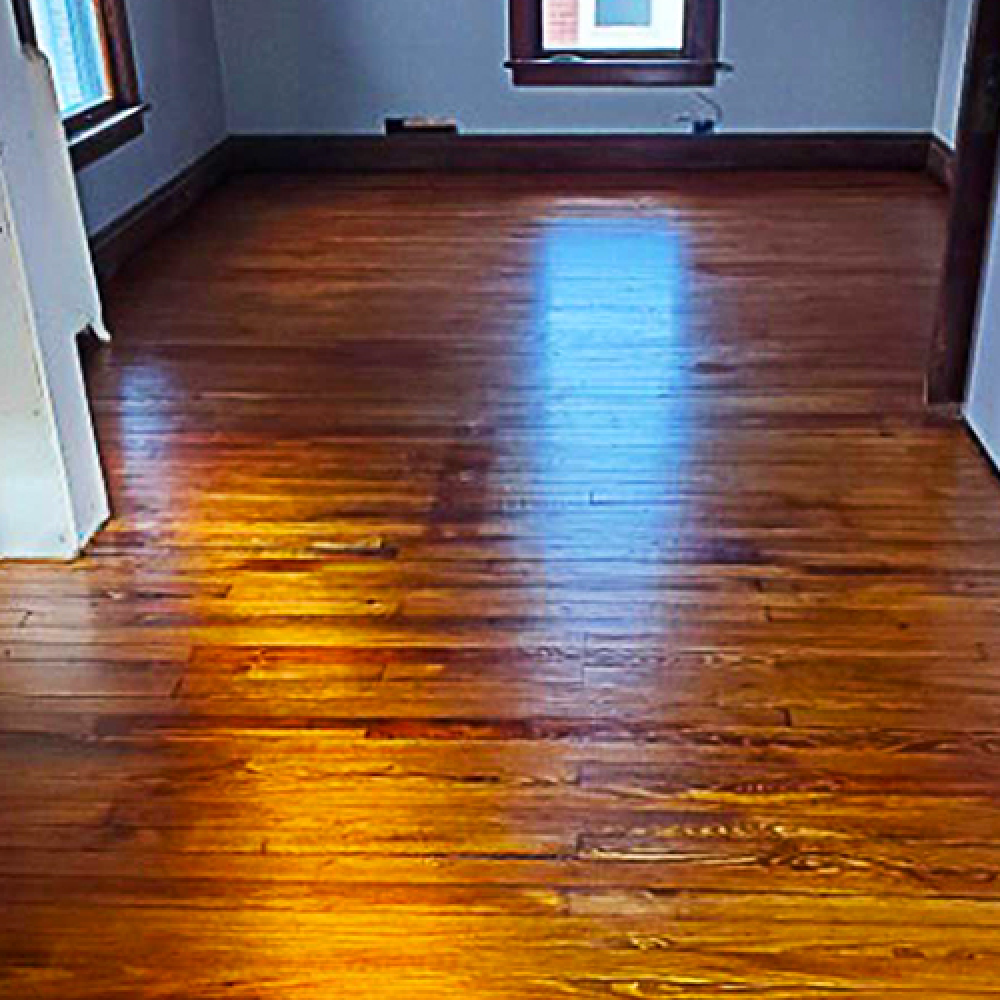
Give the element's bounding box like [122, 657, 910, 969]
[11, 0, 146, 170]
[507, 0, 722, 87]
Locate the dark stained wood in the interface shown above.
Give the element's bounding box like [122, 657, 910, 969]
[9, 0, 36, 47]
[89, 140, 232, 281]
[97, 0, 140, 110]
[86, 135, 939, 283]
[507, 58, 719, 87]
[927, 0, 1000, 404]
[232, 132, 933, 174]
[508, 0, 544, 70]
[68, 103, 146, 172]
[927, 135, 956, 190]
[8, 169, 1000, 997]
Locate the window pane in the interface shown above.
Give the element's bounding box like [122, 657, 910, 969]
[596, 0, 652, 27]
[543, 0, 685, 50]
[30, 0, 112, 118]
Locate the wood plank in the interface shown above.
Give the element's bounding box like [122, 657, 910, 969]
[7, 170, 1000, 997]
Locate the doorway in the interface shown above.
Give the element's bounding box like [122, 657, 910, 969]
[927, 0, 1000, 407]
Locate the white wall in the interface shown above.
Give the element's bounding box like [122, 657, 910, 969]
[75, 0, 227, 234]
[966, 164, 1000, 466]
[933, 0, 975, 146]
[212, 0, 948, 136]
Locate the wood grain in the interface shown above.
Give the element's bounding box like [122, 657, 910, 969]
[4, 170, 998, 997]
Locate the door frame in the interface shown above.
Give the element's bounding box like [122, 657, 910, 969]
[927, 0, 1000, 405]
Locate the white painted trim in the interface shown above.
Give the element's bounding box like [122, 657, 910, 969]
[967, 411, 1000, 474]
[0, 4, 110, 560]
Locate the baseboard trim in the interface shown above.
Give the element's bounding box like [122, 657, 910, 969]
[927, 135, 955, 190]
[926, 400, 963, 420]
[230, 132, 932, 174]
[87, 132, 942, 280]
[89, 139, 233, 282]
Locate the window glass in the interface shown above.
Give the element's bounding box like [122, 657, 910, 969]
[544, 0, 685, 50]
[30, 0, 112, 118]
[596, 0, 653, 27]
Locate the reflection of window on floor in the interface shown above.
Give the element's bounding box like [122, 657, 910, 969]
[531, 216, 688, 593]
[543, 0, 685, 51]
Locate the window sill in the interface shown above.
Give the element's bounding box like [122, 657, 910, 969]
[69, 104, 148, 171]
[507, 59, 719, 87]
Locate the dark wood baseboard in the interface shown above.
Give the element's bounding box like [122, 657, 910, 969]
[87, 132, 943, 282]
[230, 132, 932, 174]
[89, 140, 233, 282]
[927, 135, 956, 190]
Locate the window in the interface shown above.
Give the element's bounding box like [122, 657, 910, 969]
[508, 0, 722, 87]
[11, 0, 144, 169]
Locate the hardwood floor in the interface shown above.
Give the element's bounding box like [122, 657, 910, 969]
[4, 171, 1000, 997]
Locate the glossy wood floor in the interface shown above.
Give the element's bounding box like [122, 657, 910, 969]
[5, 171, 1000, 997]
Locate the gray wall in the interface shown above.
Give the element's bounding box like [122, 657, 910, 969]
[212, 0, 947, 136]
[933, 0, 974, 146]
[70, 0, 957, 234]
[75, 0, 226, 234]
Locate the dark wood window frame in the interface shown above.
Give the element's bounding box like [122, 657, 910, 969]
[11, 0, 146, 170]
[507, 0, 723, 87]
